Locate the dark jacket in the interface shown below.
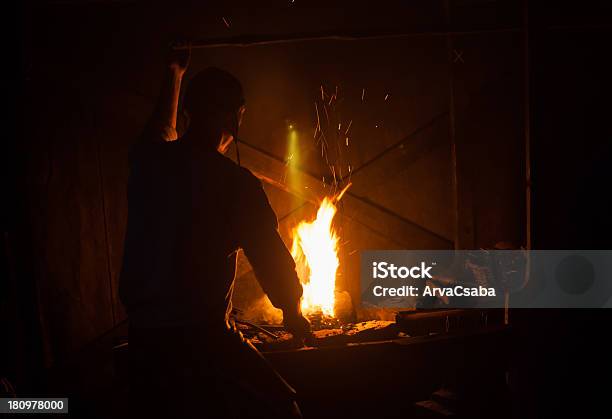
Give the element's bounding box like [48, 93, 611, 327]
[119, 137, 302, 328]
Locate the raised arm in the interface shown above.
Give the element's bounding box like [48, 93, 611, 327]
[141, 44, 191, 143]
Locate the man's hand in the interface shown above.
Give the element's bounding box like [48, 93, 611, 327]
[167, 42, 191, 77]
[141, 41, 190, 142]
[283, 309, 312, 344]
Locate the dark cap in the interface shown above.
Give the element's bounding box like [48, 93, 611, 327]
[183, 67, 245, 116]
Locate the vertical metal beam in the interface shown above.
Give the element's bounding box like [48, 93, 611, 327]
[445, 0, 460, 250]
[524, 0, 532, 250]
[445, 0, 476, 250]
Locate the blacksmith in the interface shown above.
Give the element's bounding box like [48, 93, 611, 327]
[120, 46, 310, 419]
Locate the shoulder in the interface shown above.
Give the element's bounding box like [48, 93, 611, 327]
[237, 165, 263, 190]
[212, 154, 278, 228]
[211, 153, 263, 190]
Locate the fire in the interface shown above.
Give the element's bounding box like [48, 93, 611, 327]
[291, 194, 344, 318]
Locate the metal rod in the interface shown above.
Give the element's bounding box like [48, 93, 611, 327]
[234, 319, 280, 340]
[173, 27, 523, 50]
[341, 111, 448, 180]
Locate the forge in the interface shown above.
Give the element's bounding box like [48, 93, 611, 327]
[231, 183, 506, 352]
[234, 186, 374, 342]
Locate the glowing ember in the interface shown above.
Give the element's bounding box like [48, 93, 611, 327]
[291, 197, 340, 318]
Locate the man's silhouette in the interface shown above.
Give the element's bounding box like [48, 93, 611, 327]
[120, 46, 309, 419]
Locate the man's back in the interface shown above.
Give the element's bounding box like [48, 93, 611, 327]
[119, 138, 300, 329]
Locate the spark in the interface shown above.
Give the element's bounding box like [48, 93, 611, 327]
[344, 120, 353, 135]
[334, 182, 352, 202]
[328, 85, 338, 106]
[320, 131, 328, 149]
[222, 17, 231, 28]
[320, 85, 325, 101]
[384, 93, 390, 101]
[323, 104, 329, 125]
[361, 88, 365, 102]
[314, 102, 321, 139]
[345, 137, 349, 146]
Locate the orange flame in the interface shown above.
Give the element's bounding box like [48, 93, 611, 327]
[290, 184, 351, 319]
[291, 198, 339, 317]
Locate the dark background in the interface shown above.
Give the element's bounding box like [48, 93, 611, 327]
[3, 0, 612, 417]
